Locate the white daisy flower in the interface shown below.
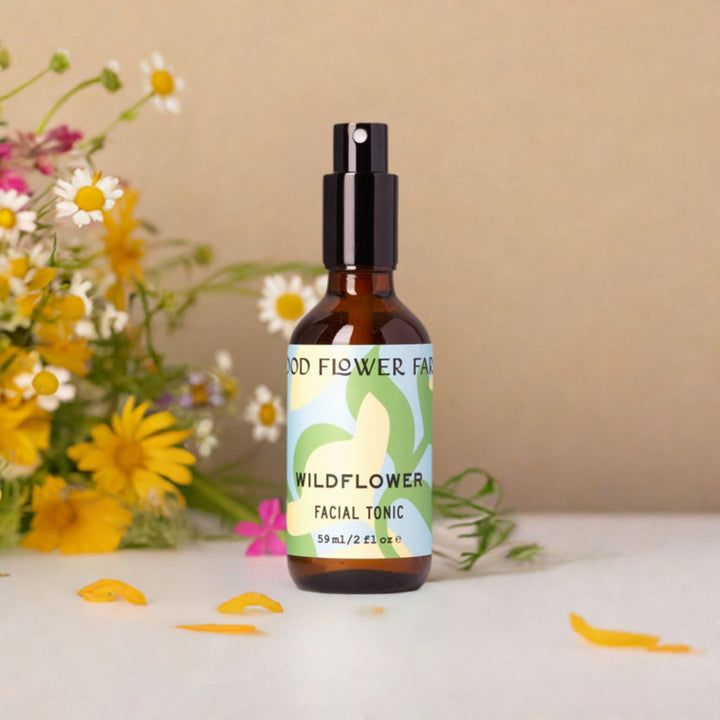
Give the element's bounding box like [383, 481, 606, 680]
[141, 52, 185, 114]
[54, 168, 123, 228]
[215, 349, 233, 374]
[195, 417, 219, 458]
[258, 274, 317, 340]
[14, 365, 75, 412]
[98, 303, 128, 339]
[68, 271, 93, 316]
[314, 274, 328, 298]
[74, 319, 98, 340]
[244, 385, 285, 443]
[0, 190, 37, 244]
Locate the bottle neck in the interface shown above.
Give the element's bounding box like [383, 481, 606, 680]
[327, 268, 395, 297]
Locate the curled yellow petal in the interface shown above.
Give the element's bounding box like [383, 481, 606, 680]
[570, 613, 696, 652]
[176, 624, 261, 635]
[217, 592, 283, 614]
[77, 579, 147, 605]
[570, 613, 659, 647]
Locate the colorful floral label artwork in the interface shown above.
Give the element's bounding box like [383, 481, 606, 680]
[286, 344, 433, 559]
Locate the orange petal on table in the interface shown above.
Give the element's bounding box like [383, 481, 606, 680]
[176, 624, 262, 635]
[570, 613, 695, 652]
[570, 613, 659, 648]
[217, 592, 283, 614]
[77, 579, 147, 605]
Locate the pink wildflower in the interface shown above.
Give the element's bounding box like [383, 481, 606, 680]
[43, 125, 82, 154]
[235, 498, 287, 556]
[35, 156, 54, 175]
[0, 170, 29, 194]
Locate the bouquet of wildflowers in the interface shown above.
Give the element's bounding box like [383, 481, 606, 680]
[0, 44, 538, 568]
[0, 46, 322, 554]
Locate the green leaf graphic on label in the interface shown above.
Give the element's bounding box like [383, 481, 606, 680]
[416, 369, 433, 465]
[346, 346, 415, 471]
[345, 346, 432, 557]
[294, 424, 353, 497]
[288, 532, 316, 556]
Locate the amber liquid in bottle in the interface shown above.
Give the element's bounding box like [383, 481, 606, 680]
[288, 268, 431, 593]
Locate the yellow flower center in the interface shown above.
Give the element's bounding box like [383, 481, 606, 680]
[47, 500, 75, 530]
[0, 207, 16, 229]
[151, 69, 175, 96]
[75, 185, 105, 213]
[33, 370, 59, 396]
[259, 402, 276, 426]
[190, 383, 209, 406]
[275, 293, 304, 320]
[115, 439, 145, 476]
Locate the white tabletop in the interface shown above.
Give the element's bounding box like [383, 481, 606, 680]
[1, 514, 718, 720]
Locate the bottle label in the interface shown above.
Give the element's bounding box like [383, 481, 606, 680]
[286, 344, 433, 559]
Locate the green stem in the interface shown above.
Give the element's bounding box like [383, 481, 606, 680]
[188, 474, 257, 524]
[0, 68, 49, 102]
[36, 77, 101, 134]
[136, 281, 163, 370]
[27, 182, 55, 209]
[82, 93, 153, 147]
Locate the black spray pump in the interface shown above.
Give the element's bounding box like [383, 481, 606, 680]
[322, 123, 398, 269]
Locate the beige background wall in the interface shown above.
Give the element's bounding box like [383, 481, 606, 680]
[5, 1, 719, 510]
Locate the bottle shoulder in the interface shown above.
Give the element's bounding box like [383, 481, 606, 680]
[290, 293, 430, 345]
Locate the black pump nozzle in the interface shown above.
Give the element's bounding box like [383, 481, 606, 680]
[333, 123, 388, 173]
[323, 123, 398, 269]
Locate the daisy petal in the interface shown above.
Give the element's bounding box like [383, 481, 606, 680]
[55, 201, 78, 217]
[72, 210, 91, 227]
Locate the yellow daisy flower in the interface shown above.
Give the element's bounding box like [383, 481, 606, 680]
[36, 323, 92, 377]
[67, 397, 196, 507]
[0, 396, 50, 466]
[21, 476, 132, 554]
[0, 247, 57, 331]
[101, 188, 145, 283]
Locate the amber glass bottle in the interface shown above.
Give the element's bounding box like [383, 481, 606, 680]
[287, 123, 432, 593]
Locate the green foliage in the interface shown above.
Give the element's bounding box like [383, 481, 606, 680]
[433, 467, 541, 571]
[120, 498, 190, 549]
[100, 67, 121, 92]
[0, 479, 27, 549]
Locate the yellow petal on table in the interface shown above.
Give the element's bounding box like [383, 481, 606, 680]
[570, 613, 659, 648]
[77, 578, 147, 605]
[217, 592, 284, 614]
[176, 624, 262, 635]
[570, 613, 695, 652]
